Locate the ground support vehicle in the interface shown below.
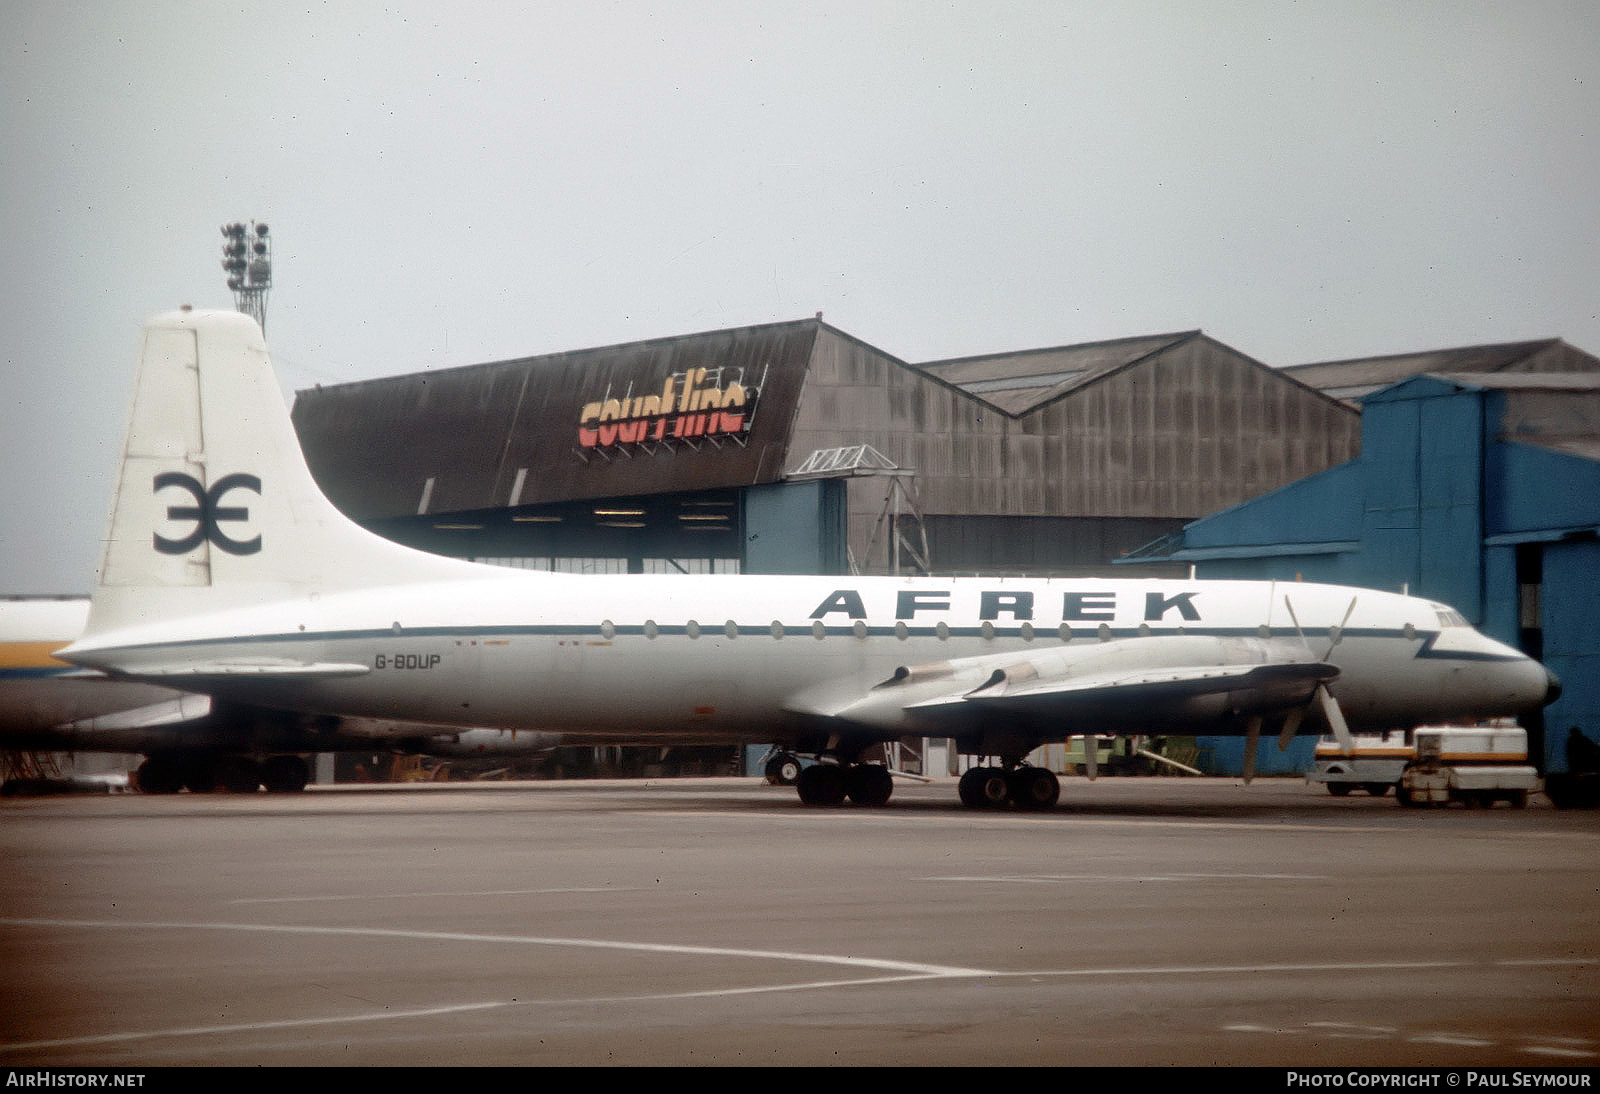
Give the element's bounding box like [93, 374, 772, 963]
[1397, 726, 1541, 808]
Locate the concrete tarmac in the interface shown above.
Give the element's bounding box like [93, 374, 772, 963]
[2, 776, 1598, 1067]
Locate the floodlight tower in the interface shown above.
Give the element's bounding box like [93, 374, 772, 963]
[220, 221, 272, 334]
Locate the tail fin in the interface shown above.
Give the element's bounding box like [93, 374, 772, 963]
[83, 309, 480, 638]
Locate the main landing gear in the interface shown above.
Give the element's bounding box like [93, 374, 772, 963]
[133, 753, 310, 794]
[777, 751, 1061, 810]
[958, 764, 1060, 811]
[794, 761, 895, 807]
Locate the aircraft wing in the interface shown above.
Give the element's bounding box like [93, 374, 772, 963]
[936, 659, 1336, 714]
[807, 635, 1339, 738]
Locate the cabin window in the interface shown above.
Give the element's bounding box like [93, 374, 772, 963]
[686, 620, 701, 639]
[812, 620, 826, 640]
[724, 620, 739, 639]
[643, 619, 659, 639]
[770, 621, 784, 639]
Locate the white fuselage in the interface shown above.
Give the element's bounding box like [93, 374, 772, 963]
[62, 572, 1551, 744]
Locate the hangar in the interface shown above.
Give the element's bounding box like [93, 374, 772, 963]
[1127, 339, 1600, 796]
[290, 317, 1359, 580]
[289, 322, 1596, 788]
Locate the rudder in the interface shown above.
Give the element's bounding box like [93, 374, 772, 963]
[83, 308, 481, 640]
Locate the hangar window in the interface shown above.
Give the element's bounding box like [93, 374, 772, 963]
[641, 558, 742, 575]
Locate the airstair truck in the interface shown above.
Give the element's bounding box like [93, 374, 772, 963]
[1397, 725, 1542, 808]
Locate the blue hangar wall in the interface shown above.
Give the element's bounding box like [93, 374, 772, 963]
[1150, 374, 1600, 787]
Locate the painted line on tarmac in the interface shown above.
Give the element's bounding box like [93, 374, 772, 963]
[228, 886, 641, 904]
[0, 916, 994, 977]
[1226, 1022, 1595, 1058]
[994, 956, 1598, 979]
[648, 809, 1396, 834]
[4, 918, 1592, 1056]
[0, 916, 986, 1054]
[921, 872, 1327, 883]
[0, 974, 950, 1055]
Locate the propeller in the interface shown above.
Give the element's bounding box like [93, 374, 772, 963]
[1283, 594, 1358, 660]
[1281, 594, 1359, 756]
[1316, 681, 1355, 756]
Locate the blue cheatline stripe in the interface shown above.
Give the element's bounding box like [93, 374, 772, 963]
[70, 622, 1524, 665]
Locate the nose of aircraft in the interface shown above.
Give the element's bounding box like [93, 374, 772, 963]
[1544, 666, 1563, 706]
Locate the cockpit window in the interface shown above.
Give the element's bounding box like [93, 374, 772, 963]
[1433, 606, 1468, 627]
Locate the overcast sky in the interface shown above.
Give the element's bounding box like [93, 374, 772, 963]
[3, 1, 1597, 592]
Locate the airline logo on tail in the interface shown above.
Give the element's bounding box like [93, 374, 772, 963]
[152, 472, 262, 556]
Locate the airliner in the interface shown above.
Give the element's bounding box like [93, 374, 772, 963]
[56, 309, 1559, 808]
[1, 595, 561, 792]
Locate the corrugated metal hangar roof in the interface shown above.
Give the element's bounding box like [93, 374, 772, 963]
[293, 319, 821, 523]
[913, 332, 1198, 417]
[1281, 338, 1600, 403]
[292, 318, 1361, 534]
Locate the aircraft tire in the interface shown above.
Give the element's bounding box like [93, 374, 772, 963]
[764, 753, 802, 786]
[845, 764, 894, 806]
[181, 756, 218, 793]
[796, 763, 846, 806]
[1008, 767, 1059, 810]
[958, 767, 1010, 809]
[263, 755, 310, 793]
[1327, 782, 1354, 796]
[1363, 783, 1391, 797]
[216, 756, 263, 793]
[135, 757, 185, 795]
